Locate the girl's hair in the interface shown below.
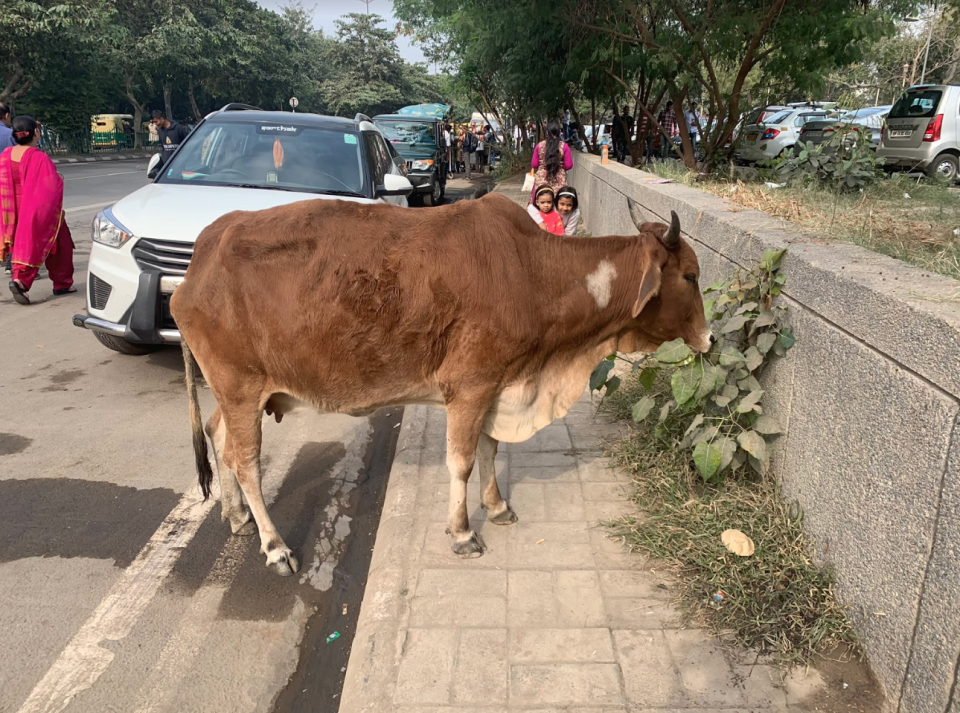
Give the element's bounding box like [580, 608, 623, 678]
[534, 184, 555, 207]
[12, 115, 39, 145]
[544, 121, 562, 179]
[556, 186, 579, 211]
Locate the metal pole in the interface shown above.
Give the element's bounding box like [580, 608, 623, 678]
[920, 13, 934, 84]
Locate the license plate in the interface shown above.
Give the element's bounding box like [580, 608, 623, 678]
[746, 133, 758, 141]
[890, 130, 912, 138]
[805, 131, 822, 138]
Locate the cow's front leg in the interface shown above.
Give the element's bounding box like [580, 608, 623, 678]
[445, 403, 489, 558]
[477, 431, 517, 525]
[207, 408, 256, 536]
[222, 408, 299, 576]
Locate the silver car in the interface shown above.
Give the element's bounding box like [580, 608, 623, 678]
[735, 108, 828, 164]
[795, 106, 891, 154]
[878, 85, 960, 181]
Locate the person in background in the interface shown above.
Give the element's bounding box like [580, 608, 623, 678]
[612, 105, 634, 164]
[1, 116, 75, 305]
[657, 101, 677, 159]
[530, 120, 573, 202]
[444, 123, 455, 174]
[461, 126, 478, 178]
[150, 109, 191, 173]
[684, 102, 701, 155]
[526, 184, 564, 235]
[555, 186, 581, 236]
[0, 104, 13, 151]
[483, 124, 497, 170]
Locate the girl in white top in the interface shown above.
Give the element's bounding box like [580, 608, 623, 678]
[526, 185, 581, 236]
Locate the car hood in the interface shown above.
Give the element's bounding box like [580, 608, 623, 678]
[110, 183, 372, 244]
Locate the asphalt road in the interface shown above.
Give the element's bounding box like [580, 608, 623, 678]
[0, 160, 405, 713]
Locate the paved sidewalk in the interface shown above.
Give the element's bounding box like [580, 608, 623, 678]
[338, 176, 836, 712]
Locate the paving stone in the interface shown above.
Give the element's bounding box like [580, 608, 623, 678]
[599, 570, 672, 600]
[507, 571, 557, 627]
[506, 483, 546, 521]
[510, 452, 578, 468]
[568, 423, 624, 451]
[416, 570, 507, 598]
[509, 522, 596, 568]
[556, 571, 607, 627]
[543, 482, 586, 520]
[418, 521, 509, 569]
[604, 598, 679, 629]
[613, 629, 687, 707]
[452, 629, 507, 705]
[509, 663, 624, 706]
[589, 529, 647, 570]
[584, 500, 628, 522]
[582, 482, 630, 502]
[664, 629, 747, 707]
[732, 664, 790, 707]
[509, 628, 615, 662]
[509, 464, 579, 483]
[577, 454, 630, 482]
[394, 628, 458, 704]
[409, 595, 506, 628]
[506, 424, 573, 452]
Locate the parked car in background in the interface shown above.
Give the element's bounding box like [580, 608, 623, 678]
[795, 105, 892, 154]
[374, 113, 447, 206]
[734, 107, 829, 164]
[878, 85, 960, 181]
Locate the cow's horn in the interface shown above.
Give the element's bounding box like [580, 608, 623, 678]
[661, 210, 681, 249]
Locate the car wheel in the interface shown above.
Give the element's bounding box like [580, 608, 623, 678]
[927, 153, 959, 181]
[94, 331, 160, 355]
[407, 193, 424, 207]
[424, 179, 443, 207]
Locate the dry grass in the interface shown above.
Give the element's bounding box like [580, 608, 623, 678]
[602, 374, 860, 664]
[648, 161, 960, 281]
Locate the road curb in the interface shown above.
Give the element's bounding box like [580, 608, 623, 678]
[339, 404, 428, 712]
[51, 153, 153, 165]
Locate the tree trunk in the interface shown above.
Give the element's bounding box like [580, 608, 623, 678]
[163, 82, 173, 120]
[125, 75, 148, 150]
[188, 84, 202, 123]
[590, 95, 596, 151]
[2, 66, 33, 103]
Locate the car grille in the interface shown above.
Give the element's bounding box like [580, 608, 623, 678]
[89, 273, 112, 310]
[132, 237, 194, 276]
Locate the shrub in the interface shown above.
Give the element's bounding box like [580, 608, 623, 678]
[768, 125, 884, 192]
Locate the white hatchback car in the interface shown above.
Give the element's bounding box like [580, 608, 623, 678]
[735, 108, 829, 164]
[73, 105, 413, 354]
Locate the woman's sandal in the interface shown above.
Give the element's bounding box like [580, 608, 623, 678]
[53, 286, 77, 296]
[9, 280, 30, 305]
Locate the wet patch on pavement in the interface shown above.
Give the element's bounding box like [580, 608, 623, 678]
[0, 433, 32, 456]
[0, 478, 180, 566]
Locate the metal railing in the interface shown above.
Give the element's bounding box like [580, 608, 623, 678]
[40, 127, 159, 156]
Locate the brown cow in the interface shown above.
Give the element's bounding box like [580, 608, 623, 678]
[171, 192, 713, 576]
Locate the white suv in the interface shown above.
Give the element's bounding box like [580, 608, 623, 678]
[73, 105, 413, 354]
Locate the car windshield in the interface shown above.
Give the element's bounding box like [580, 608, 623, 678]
[889, 89, 943, 119]
[763, 111, 792, 125]
[156, 120, 368, 196]
[375, 120, 436, 146]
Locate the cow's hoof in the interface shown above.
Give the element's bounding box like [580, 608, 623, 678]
[451, 531, 486, 559]
[489, 506, 518, 525]
[266, 549, 300, 577]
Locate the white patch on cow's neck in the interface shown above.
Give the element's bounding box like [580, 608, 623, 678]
[586, 259, 618, 309]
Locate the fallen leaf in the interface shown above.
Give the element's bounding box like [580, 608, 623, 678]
[721, 529, 755, 556]
[536, 539, 545, 545]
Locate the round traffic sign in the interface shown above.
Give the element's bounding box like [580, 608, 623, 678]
[289, 97, 299, 109]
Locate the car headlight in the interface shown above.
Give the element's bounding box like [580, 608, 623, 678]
[92, 209, 134, 249]
[411, 159, 434, 171]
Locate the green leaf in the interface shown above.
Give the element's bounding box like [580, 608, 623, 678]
[638, 366, 658, 391]
[653, 338, 693, 364]
[671, 363, 702, 406]
[780, 328, 796, 350]
[693, 441, 723, 481]
[772, 341, 787, 357]
[703, 279, 726, 294]
[659, 402, 673, 422]
[719, 346, 746, 366]
[718, 437, 737, 472]
[703, 297, 716, 318]
[737, 430, 768, 464]
[695, 363, 726, 400]
[735, 301, 759, 316]
[692, 425, 720, 445]
[736, 389, 764, 413]
[684, 413, 705, 438]
[753, 311, 778, 329]
[631, 395, 656, 422]
[589, 360, 615, 392]
[761, 248, 786, 272]
[721, 314, 749, 334]
[737, 375, 762, 393]
[605, 376, 621, 396]
[753, 414, 781, 435]
[756, 332, 777, 354]
[744, 346, 763, 372]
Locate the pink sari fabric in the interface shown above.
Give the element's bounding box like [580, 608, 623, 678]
[0, 146, 66, 269]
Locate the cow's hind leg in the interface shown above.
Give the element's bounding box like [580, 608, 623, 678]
[477, 432, 517, 525]
[444, 400, 493, 558]
[221, 404, 299, 576]
[206, 407, 256, 536]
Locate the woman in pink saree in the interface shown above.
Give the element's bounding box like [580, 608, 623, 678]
[1, 115, 74, 305]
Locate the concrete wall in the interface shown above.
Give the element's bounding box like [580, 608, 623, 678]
[569, 155, 960, 713]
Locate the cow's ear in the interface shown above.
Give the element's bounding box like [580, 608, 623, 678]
[632, 262, 662, 318]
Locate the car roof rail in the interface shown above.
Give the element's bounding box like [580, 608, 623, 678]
[354, 113, 373, 123]
[219, 103, 262, 112]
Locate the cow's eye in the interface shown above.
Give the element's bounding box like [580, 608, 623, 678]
[684, 274, 698, 284]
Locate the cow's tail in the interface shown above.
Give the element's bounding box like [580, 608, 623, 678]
[182, 339, 214, 499]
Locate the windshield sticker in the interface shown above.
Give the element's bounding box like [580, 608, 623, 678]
[257, 124, 302, 135]
[344, 134, 358, 144]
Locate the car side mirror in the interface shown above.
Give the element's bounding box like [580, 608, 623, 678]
[146, 153, 161, 179]
[376, 173, 414, 197]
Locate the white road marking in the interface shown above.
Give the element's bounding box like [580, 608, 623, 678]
[586, 259, 617, 309]
[15, 490, 215, 713]
[64, 170, 140, 181]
